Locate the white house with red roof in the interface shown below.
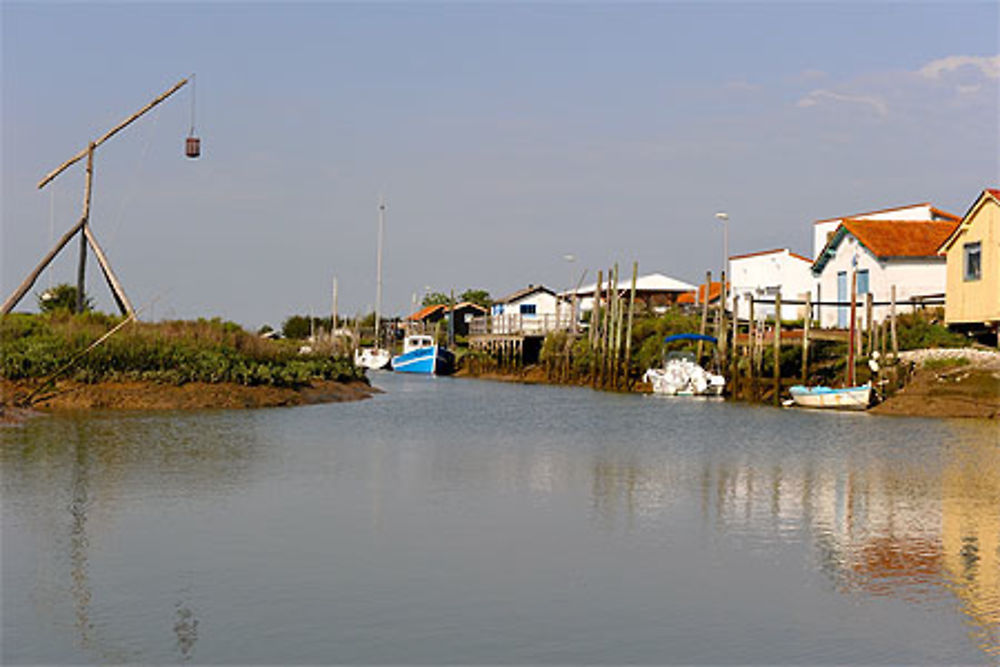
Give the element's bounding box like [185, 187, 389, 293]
[729, 248, 814, 321]
[812, 202, 961, 260]
[811, 218, 960, 329]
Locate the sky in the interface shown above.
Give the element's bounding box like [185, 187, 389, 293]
[2, 2, 998, 329]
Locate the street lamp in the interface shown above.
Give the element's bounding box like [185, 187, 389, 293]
[715, 212, 729, 304]
[563, 254, 576, 332]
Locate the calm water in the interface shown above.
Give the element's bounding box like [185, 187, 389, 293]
[2, 373, 998, 664]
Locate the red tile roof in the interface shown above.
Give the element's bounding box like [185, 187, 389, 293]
[840, 219, 960, 258]
[407, 304, 446, 321]
[677, 281, 729, 304]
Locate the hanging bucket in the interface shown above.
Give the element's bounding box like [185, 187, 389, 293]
[185, 136, 201, 159]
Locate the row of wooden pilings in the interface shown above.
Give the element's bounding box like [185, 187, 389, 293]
[702, 269, 909, 405]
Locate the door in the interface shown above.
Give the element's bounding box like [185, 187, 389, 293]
[837, 271, 847, 328]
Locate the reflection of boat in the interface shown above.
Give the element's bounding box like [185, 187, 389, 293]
[788, 383, 872, 410]
[391, 335, 454, 375]
[643, 334, 725, 396]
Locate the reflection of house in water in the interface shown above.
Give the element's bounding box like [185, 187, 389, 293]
[588, 426, 999, 660]
[702, 436, 999, 659]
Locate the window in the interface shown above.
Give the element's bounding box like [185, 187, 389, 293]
[964, 242, 982, 281]
[519, 303, 536, 316]
[857, 269, 869, 295]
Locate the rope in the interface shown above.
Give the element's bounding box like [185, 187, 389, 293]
[105, 102, 161, 252]
[189, 73, 197, 136]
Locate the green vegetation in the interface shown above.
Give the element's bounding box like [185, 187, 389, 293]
[421, 289, 492, 308]
[895, 309, 969, 350]
[1, 312, 362, 388]
[36, 283, 93, 314]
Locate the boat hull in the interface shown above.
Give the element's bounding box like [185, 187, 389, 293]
[354, 347, 392, 371]
[789, 384, 872, 410]
[391, 345, 454, 375]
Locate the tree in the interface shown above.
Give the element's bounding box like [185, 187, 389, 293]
[421, 292, 451, 307]
[282, 315, 312, 339]
[36, 283, 94, 314]
[460, 289, 491, 308]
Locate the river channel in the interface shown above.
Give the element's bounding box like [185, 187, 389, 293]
[2, 372, 998, 664]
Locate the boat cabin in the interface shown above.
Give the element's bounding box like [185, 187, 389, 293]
[403, 335, 436, 355]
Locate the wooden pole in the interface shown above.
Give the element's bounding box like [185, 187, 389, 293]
[890, 284, 898, 361]
[848, 271, 857, 386]
[730, 294, 739, 397]
[75, 144, 95, 313]
[82, 224, 134, 316]
[37, 78, 190, 190]
[773, 291, 782, 405]
[591, 270, 602, 386]
[698, 271, 711, 364]
[718, 270, 728, 369]
[1, 217, 86, 314]
[748, 296, 756, 401]
[332, 277, 339, 332]
[801, 292, 811, 383]
[624, 261, 638, 389]
[865, 292, 874, 356]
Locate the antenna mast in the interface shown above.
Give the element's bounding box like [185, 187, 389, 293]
[375, 197, 385, 342]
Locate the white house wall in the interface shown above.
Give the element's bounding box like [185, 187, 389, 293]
[814, 234, 947, 328]
[730, 251, 814, 321]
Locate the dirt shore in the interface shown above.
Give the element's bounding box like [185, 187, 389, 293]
[869, 351, 1000, 419]
[1, 378, 378, 422]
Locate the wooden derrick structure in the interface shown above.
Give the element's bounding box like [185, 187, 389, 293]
[2, 77, 192, 316]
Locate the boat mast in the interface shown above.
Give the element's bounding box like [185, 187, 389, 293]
[375, 196, 385, 345]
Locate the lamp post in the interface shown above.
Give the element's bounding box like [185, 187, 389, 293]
[563, 254, 575, 331]
[715, 212, 729, 305]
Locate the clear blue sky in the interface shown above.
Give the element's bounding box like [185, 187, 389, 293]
[3, 2, 997, 328]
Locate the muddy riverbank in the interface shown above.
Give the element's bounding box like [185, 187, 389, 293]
[1, 378, 378, 421]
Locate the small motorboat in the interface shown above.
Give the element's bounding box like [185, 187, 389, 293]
[788, 384, 872, 410]
[354, 346, 392, 371]
[391, 335, 454, 375]
[643, 334, 726, 397]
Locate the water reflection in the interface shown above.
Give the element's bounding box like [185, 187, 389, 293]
[589, 419, 999, 659]
[1, 412, 264, 663]
[2, 381, 998, 663]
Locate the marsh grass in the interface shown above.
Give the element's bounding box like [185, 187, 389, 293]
[1, 313, 361, 387]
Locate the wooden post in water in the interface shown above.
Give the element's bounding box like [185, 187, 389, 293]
[748, 297, 756, 401]
[773, 291, 782, 406]
[890, 284, 898, 361]
[730, 294, 739, 397]
[865, 292, 873, 356]
[624, 261, 638, 389]
[718, 270, 728, 370]
[698, 271, 711, 364]
[608, 262, 622, 389]
[848, 271, 857, 386]
[591, 270, 602, 386]
[601, 268, 612, 386]
[802, 292, 811, 383]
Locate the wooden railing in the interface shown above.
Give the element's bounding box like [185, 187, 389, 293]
[468, 313, 576, 336]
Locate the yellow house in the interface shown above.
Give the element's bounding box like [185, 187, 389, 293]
[939, 188, 1000, 341]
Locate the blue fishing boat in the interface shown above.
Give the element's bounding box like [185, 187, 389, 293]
[391, 335, 455, 375]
